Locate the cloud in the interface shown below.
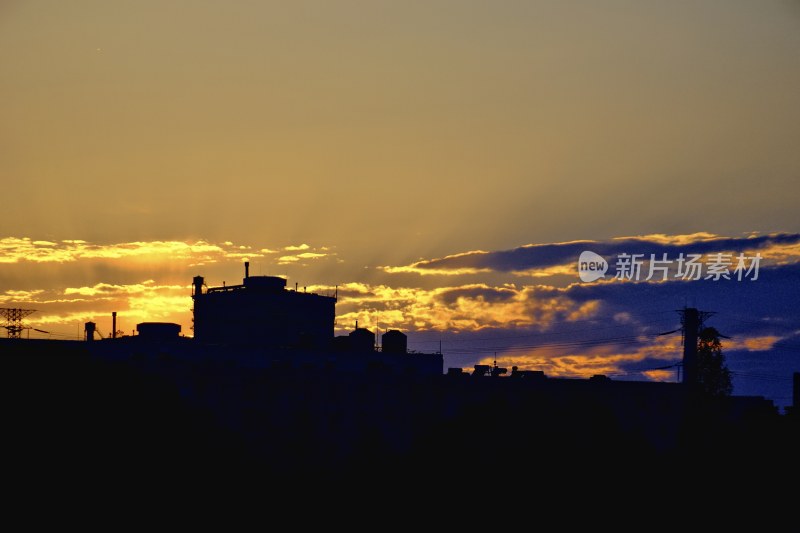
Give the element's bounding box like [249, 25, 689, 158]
[383, 250, 493, 276]
[0, 289, 44, 303]
[284, 244, 310, 251]
[466, 336, 680, 380]
[323, 281, 604, 335]
[615, 232, 721, 245]
[0, 237, 341, 282]
[469, 328, 790, 382]
[64, 281, 184, 297]
[0, 237, 272, 264]
[382, 233, 800, 278]
[278, 247, 331, 265]
[739, 336, 783, 352]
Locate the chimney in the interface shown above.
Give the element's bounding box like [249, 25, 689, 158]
[112, 312, 117, 339]
[193, 276, 204, 297]
[245, 261, 250, 279]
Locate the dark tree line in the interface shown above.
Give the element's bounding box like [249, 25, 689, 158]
[697, 326, 733, 397]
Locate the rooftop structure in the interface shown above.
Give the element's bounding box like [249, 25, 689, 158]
[192, 262, 336, 348]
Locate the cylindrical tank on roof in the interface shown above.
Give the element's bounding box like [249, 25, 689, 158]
[136, 322, 181, 340]
[349, 328, 375, 353]
[381, 329, 407, 354]
[243, 276, 286, 291]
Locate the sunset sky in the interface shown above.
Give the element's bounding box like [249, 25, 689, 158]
[2, 2, 799, 405]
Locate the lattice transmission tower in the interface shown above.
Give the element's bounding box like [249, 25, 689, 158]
[0, 308, 37, 339]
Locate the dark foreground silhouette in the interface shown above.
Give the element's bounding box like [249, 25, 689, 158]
[1, 339, 798, 502]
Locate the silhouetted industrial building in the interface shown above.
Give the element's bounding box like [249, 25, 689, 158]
[188, 262, 442, 375]
[192, 262, 336, 348]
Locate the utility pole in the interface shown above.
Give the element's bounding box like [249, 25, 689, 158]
[681, 308, 700, 386]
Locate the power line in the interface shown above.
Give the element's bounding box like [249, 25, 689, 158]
[730, 371, 793, 383]
[724, 315, 800, 333]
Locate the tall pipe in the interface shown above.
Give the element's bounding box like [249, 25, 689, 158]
[112, 311, 117, 339]
[245, 261, 250, 279]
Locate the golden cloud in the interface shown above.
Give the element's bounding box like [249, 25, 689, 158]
[731, 335, 783, 352]
[379, 232, 800, 282]
[642, 369, 675, 382]
[278, 246, 331, 265]
[0, 237, 271, 264]
[465, 328, 786, 383]
[64, 281, 185, 297]
[0, 289, 44, 303]
[472, 335, 682, 379]
[613, 232, 720, 245]
[326, 281, 602, 334]
[381, 249, 492, 276]
[382, 265, 492, 276]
